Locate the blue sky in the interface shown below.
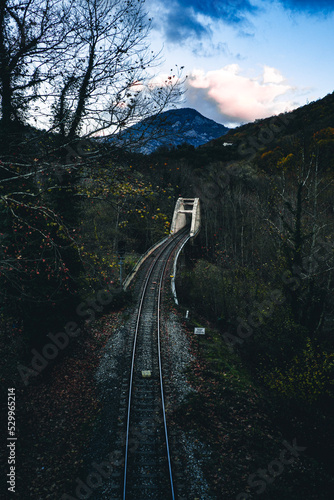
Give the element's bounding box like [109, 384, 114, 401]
[146, 0, 334, 127]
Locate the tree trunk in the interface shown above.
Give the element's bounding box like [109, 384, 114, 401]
[68, 44, 96, 140]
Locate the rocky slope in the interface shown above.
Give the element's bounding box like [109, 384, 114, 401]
[106, 107, 229, 154]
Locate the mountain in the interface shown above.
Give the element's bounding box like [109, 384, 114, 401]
[105, 108, 229, 154]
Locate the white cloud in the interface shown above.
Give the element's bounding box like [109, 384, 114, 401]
[262, 65, 285, 84]
[186, 64, 297, 125]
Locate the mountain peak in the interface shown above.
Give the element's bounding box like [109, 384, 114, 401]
[106, 107, 229, 154]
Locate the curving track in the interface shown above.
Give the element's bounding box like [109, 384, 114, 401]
[122, 227, 190, 500]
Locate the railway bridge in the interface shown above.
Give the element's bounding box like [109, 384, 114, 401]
[123, 197, 200, 291]
[170, 197, 200, 237]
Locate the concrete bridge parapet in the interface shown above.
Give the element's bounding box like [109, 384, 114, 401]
[170, 197, 200, 237]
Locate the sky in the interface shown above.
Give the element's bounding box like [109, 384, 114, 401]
[146, 0, 334, 127]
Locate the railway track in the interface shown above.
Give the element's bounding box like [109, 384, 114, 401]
[122, 227, 190, 500]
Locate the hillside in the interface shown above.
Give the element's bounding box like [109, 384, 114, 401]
[107, 107, 229, 153]
[202, 91, 334, 157]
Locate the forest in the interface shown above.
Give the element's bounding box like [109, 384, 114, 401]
[1, 1, 333, 498]
[163, 93, 334, 497]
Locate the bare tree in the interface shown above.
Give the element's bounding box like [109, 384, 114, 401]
[51, 0, 183, 141]
[0, 0, 184, 324]
[0, 0, 68, 135]
[262, 141, 334, 332]
[0, 0, 184, 156]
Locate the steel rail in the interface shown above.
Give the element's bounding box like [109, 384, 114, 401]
[157, 239, 181, 500]
[122, 228, 189, 500]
